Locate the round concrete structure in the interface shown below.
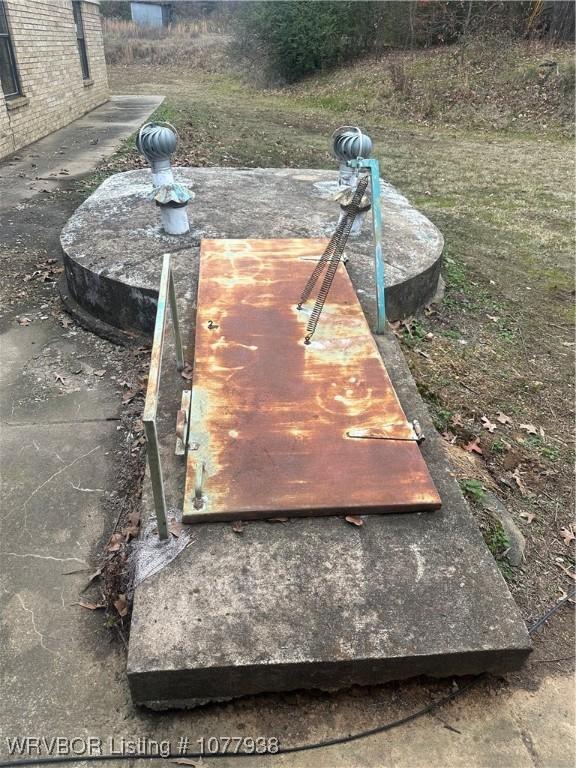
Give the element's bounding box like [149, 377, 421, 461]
[61, 168, 443, 338]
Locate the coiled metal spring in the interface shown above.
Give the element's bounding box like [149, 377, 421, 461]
[298, 175, 370, 345]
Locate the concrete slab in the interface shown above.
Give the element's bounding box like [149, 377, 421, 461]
[0, 418, 128, 740]
[60, 167, 444, 335]
[0, 421, 117, 571]
[0, 95, 163, 208]
[0, 323, 120, 424]
[127, 322, 531, 709]
[0, 312, 134, 743]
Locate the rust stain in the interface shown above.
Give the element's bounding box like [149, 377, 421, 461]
[143, 256, 173, 424]
[183, 238, 441, 523]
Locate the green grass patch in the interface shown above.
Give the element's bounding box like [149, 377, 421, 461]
[440, 328, 462, 340]
[442, 253, 468, 291]
[482, 520, 514, 579]
[401, 317, 428, 348]
[525, 435, 560, 461]
[460, 478, 487, 505]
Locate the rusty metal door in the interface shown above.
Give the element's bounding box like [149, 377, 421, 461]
[183, 239, 441, 523]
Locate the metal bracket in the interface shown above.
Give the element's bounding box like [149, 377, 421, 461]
[347, 419, 425, 444]
[175, 390, 191, 456]
[346, 157, 386, 335]
[193, 461, 205, 510]
[143, 254, 185, 540]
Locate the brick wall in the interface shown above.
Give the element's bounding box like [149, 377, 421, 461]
[0, 0, 109, 159]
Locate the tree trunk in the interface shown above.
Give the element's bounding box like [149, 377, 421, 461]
[549, 0, 575, 40]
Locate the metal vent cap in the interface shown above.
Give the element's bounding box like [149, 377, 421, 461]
[137, 122, 178, 162]
[332, 126, 372, 162]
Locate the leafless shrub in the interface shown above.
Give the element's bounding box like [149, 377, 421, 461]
[387, 60, 413, 96]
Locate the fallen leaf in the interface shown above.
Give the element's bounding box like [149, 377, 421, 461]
[122, 524, 139, 540]
[231, 520, 245, 534]
[107, 532, 123, 552]
[114, 594, 129, 617]
[451, 413, 464, 427]
[481, 416, 497, 433]
[181, 364, 194, 381]
[520, 423, 538, 435]
[464, 439, 483, 455]
[74, 600, 105, 611]
[169, 520, 184, 538]
[127, 510, 140, 528]
[17, 317, 31, 326]
[60, 316, 73, 328]
[519, 511, 536, 524]
[487, 314, 500, 322]
[345, 515, 364, 526]
[496, 411, 512, 425]
[122, 391, 136, 404]
[93, 369, 106, 377]
[560, 525, 575, 546]
[441, 431, 456, 443]
[511, 467, 533, 497]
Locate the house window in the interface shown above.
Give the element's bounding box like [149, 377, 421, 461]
[72, 1, 90, 80]
[0, 1, 20, 98]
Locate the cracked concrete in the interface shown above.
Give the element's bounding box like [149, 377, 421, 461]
[0, 100, 574, 768]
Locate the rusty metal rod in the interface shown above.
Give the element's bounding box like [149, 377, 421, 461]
[168, 267, 184, 371]
[142, 253, 184, 540]
[143, 256, 170, 424]
[143, 420, 168, 540]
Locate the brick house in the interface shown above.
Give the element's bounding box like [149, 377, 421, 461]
[0, 0, 108, 160]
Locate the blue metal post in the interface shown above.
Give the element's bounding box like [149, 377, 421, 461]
[347, 158, 386, 334]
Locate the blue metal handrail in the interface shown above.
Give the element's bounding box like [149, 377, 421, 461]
[347, 157, 386, 334]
